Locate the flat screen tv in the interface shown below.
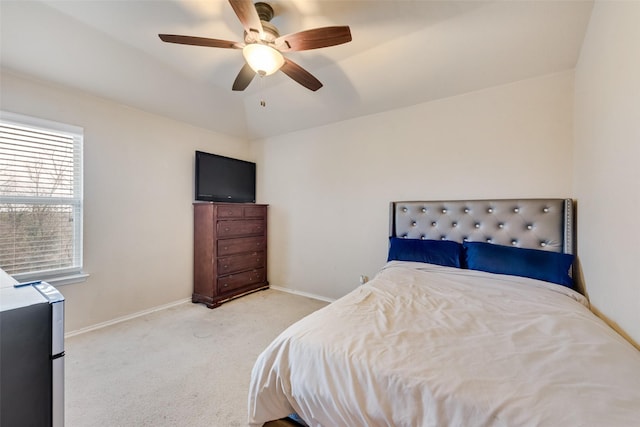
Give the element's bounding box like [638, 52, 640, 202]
[195, 151, 256, 203]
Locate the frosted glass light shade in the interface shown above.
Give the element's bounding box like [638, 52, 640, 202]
[242, 44, 284, 76]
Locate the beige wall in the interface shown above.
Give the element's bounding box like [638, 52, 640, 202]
[253, 71, 574, 299]
[573, 1, 640, 346]
[0, 71, 251, 333]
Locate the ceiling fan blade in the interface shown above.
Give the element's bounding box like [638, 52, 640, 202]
[159, 34, 242, 49]
[232, 63, 256, 91]
[280, 59, 323, 91]
[229, 0, 263, 39]
[275, 26, 352, 52]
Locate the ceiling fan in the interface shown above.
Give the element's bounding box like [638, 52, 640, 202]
[159, 0, 352, 92]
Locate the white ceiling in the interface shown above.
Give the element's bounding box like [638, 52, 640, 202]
[0, 0, 594, 140]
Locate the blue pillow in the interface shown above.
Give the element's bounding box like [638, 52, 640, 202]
[463, 241, 574, 288]
[388, 237, 463, 268]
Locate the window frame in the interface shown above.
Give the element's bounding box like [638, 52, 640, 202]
[0, 111, 88, 285]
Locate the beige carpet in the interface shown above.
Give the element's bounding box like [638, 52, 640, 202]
[65, 289, 328, 427]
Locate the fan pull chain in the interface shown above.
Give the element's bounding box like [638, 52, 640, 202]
[259, 74, 266, 107]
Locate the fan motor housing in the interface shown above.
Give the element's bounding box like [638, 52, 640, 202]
[244, 2, 279, 43]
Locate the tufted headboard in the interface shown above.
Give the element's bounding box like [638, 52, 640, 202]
[390, 199, 574, 254]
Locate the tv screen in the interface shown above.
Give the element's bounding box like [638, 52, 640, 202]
[195, 151, 256, 203]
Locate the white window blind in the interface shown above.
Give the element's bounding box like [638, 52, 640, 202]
[0, 111, 84, 281]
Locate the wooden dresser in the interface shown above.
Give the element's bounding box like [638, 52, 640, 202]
[193, 202, 268, 308]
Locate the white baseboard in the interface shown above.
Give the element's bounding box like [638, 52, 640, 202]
[269, 285, 336, 303]
[65, 297, 191, 338]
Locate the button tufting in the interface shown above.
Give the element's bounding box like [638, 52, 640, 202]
[463, 237, 469, 241]
[452, 222, 458, 227]
[498, 223, 504, 229]
[431, 222, 437, 227]
[475, 223, 481, 228]
[511, 240, 518, 245]
[441, 236, 447, 240]
[442, 208, 447, 213]
[486, 238, 493, 243]
[527, 224, 533, 230]
[487, 208, 493, 213]
[543, 207, 549, 213]
[421, 208, 427, 213]
[540, 241, 547, 247]
[421, 235, 426, 240]
[412, 221, 417, 227]
[464, 208, 470, 213]
[402, 207, 408, 212]
[513, 207, 519, 213]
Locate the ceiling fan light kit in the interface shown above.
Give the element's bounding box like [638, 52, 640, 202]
[242, 44, 284, 76]
[158, 0, 352, 91]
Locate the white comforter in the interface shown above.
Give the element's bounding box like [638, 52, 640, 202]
[248, 261, 640, 427]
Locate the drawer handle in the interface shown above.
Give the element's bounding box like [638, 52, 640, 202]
[223, 283, 228, 288]
[224, 228, 230, 232]
[223, 265, 228, 269]
[223, 246, 228, 250]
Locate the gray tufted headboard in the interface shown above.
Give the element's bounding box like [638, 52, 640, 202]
[390, 199, 574, 254]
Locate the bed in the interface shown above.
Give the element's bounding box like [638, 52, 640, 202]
[248, 199, 640, 427]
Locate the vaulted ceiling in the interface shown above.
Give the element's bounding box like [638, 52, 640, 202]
[1, 0, 594, 140]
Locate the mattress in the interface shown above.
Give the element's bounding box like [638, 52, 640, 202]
[248, 261, 640, 426]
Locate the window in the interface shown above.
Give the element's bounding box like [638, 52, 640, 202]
[0, 111, 86, 284]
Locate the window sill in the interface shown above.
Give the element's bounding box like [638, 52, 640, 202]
[13, 271, 90, 287]
[45, 272, 90, 286]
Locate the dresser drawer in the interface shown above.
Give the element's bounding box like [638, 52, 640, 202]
[217, 251, 265, 275]
[217, 236, 265, 256]
[218, 268, 266, 294]
[243, 205, 266, 218]
[217, 220, 265, 238]
[217, 205, 244, 218]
